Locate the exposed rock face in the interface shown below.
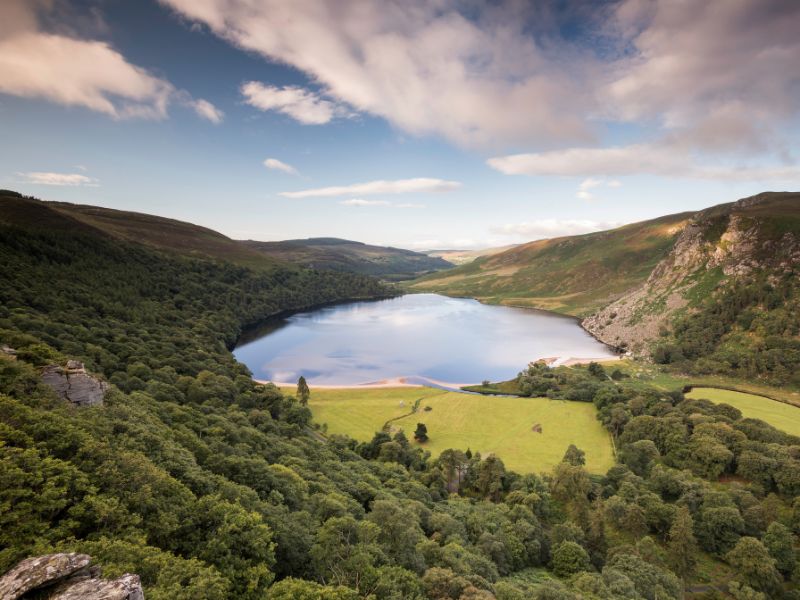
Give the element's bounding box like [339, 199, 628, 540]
[0, 553, 143, 600]
[583, 193, 800, 356]
[41, 360, 108, 407]
[0, 553, 91, 599]
[49, 574, 144, 600]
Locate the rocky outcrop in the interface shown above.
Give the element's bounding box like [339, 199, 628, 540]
[0, 553, 143, 600]
[583, 193, 800, 356]
[41, 360, 108, 407]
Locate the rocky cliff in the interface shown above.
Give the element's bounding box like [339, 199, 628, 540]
[0, 553, 143, 600]
[41, 360, 108, 407]
[583, 192, 800, 356]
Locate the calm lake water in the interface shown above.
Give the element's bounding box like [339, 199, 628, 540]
[234, 293, 616, 385]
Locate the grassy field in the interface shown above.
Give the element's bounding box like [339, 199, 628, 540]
[306, 387, 615, 474]
[686, 387, 800, 436]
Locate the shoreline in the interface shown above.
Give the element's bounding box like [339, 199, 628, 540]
[255, 355, 622, 390]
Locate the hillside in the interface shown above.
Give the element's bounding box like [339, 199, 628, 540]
[1, 190, 799, 598]
[409, 212, 692, 316]
[424, 244, 519, 266]
[243, 237, 453, 280]
[585, 192, 800, 384]
[0, 190, 279, 269]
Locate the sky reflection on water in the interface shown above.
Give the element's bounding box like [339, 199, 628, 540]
[233, 294, 616, 384]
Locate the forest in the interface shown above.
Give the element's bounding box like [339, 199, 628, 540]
[653, 272, 800, 386]
[1, 213, 799, 599]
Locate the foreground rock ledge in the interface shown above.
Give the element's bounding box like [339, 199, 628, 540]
[0, 553, 143, 600]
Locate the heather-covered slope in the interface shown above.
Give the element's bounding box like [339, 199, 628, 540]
[409, 212, 692, 316]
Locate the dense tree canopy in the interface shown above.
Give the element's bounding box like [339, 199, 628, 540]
[0, 213, 798, 598]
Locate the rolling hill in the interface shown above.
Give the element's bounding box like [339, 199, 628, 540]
[424, 244, 519, 265]
[409, 211, 693, 316]
[243, 237, 453, 280]
[0, 190, 278, 269]
[0, 191, 453, 279]
[411, 191, 800, 384]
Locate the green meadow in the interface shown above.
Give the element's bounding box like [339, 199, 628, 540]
[307, 387, 615, 474]
[686, 387, 800, 437]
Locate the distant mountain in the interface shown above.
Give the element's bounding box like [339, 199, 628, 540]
[243, 237, 453, 281]
[424, 245, 519, 265]
[409, 212, 692, 316]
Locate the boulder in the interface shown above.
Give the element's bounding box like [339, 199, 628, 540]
[0, 553, 91, 599]
[0, 553, 143, 600]
[41, 361, 108, 407]
[50, 574, 144, 600]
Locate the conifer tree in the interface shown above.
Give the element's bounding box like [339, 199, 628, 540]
[296, 376, 310, 406]
[667, 506, 698, 583]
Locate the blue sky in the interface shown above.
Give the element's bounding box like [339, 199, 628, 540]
[1, 0, 799, 249]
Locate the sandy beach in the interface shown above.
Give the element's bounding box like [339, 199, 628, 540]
[256, 355, 622, 389]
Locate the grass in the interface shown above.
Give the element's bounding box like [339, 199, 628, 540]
[306, 386, 615, 475]
[686, 387, 800, 436]
[304, 387, 449, 441]
[406, 212, 692, 317]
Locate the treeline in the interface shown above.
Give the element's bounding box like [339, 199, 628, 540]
[652, 272, 800, 385]
[1, 219, 799, 598]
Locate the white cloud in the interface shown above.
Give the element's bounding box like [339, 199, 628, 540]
[159, 0, 594, 147]
[491, 219, 624, 240]
[339, 198, 425, 208]
[487, 144, 800, 181]
[264, 158, 298, 175]
[189, 98, 224, 124]
[241, 82, 347, 125]
[158, 0, 800, 169]
[0, 0, 220, 122]
[340, 198, 390, 207]
[576, 177, 621, 200]
[18, 171, 99, 186]
[280, 178, 461, 199]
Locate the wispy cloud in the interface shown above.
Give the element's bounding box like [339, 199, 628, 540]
[488, 144, 800, 181]
[0, 0, 220, 122]
[576, 177, 621, 200]
[491, 219, 624, 240]
[17, 171, 99, 186]
[340, 198, 390, 207]
[160, 0, 800, 171]
[264, 158, 298, 175]
[189, 98, 224, 124]
[340, 198, 424, 208]
[241, 82, 348, 125]
[281, 178, 461, 199]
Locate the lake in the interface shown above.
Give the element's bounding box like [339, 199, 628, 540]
[234, 293, 617, 385]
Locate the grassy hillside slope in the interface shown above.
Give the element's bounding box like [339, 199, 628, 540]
[243, 237, 453, 280]
[425, 244, 519, 265]
[409, 212, 692, 316]
[0, 190, 278, 269]
[585, 192, 800, 385]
